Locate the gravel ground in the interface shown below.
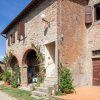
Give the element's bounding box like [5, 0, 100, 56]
[54, 86, 100, 100]
[0, 91, 17, 100]
[0, 81, 17, 100]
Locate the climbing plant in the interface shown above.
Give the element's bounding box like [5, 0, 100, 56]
[31, 43, 45, 83]
[31, 43, 44, 63]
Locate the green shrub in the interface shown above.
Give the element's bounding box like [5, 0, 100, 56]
[11, 64, 20, 88]
[59, 65, 74, 93]
[11, 72, 18, 88]
[2, 67, 11, 82]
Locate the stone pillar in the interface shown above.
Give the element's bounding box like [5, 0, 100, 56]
[20, 65, 28, 86]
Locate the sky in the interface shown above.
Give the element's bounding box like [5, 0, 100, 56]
[0, 0, 31, 60]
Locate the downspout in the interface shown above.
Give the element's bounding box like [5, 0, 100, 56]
[57, 0, 62, 91]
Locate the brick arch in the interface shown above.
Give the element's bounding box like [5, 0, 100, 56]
[9, 55, 19, 69]
[22, 48, 37, 66]
[22, 48, 40, 83]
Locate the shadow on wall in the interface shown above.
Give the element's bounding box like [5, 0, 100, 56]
[25, 0, 56, 23]
[69, 0, 88, 6]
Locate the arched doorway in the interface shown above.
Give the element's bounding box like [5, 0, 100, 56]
[9, 56, 20, 85]
[10, 56, 18, 70]
[23, 49, 39, 84]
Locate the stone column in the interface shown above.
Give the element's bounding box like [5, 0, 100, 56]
[20, 65, 28, 86]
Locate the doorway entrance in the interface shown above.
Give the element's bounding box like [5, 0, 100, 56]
[45, 42, 56, 77]
[25, 50, 39, 83]
[92, 58, 100, 86]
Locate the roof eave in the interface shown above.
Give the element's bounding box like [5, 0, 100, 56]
[1, 0, 42, 34]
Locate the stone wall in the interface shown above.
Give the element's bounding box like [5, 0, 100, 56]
[57, 0, 92, 86]
[6, 0, 100, 87]
[88, 0, 100, 51]
[87, 0, 100, 86]
[6, 0, 58, 86]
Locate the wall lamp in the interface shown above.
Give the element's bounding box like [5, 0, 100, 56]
[41, 14, 49, 23]
[40, 14, 50, 29]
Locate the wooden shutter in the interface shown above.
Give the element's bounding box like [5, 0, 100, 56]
[12, 33, 15, 43]
[85, 6, 93, 23]
[8, 34, 10, 46]
[18, 21, 25, 39]
[17, 32, 20, 40]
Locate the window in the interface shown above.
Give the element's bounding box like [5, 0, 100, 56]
[18, 21, 25, 40]
[92, 50, 100, 56]
[11, 34, 13, 43]
[85, 6, 93, 24]
[11, 33, 15, 44]
[94, 4, 100, 21]
[8, 34, 10, 46]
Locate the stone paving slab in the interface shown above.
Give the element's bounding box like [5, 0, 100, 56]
[0, 91, 17, 100]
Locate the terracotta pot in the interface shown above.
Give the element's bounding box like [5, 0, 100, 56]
[4, 81, 10, 86]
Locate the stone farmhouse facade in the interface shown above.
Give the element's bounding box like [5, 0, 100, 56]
[1, 0, 100, 87]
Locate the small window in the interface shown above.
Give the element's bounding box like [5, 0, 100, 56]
[18, 21, 25, 40]
[11, 33, 15, 44]
[10, 34, 13, 44]
[92, 50, 100, 56]
[94, 4, 100, 21]
[8, 35, 10, 46]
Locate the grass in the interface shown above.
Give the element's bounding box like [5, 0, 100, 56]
[0, 85, 56, 100]
[0, 85, 35, 100]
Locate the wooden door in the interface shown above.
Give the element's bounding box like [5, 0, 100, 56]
[93, 58, 100, 85]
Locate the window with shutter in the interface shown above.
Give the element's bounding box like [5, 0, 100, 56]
[12, 33, 15, 43]
[11, 34, 13, 44]
[8, 35, 10, 46]
[17, 32, 20, 41]
[18, 21, 25, 40]
[85, 6, 93, 24]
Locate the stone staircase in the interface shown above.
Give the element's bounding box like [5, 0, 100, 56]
[32, 77, 58, 100]
[32, 87, 49, 99]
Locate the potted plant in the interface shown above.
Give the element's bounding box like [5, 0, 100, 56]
[2, 67, 11, 86]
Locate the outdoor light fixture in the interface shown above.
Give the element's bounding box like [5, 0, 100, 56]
[41, 13, 49, 23]
[40, 13, 50, 31]
[41, 14, 46, 20]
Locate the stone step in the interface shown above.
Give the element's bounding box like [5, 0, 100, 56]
[32, 91, 48, 97]
[44, 81, 56, 87]
[31, 95, 47, 100]
[36, 87, 48, 93]
[32, 95, 50, 100]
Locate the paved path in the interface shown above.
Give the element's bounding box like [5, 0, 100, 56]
[0, 91, 17, 100]
[54, 86, 100, 100]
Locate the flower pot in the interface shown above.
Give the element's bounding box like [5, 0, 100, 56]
[4, 81, 10, 86]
